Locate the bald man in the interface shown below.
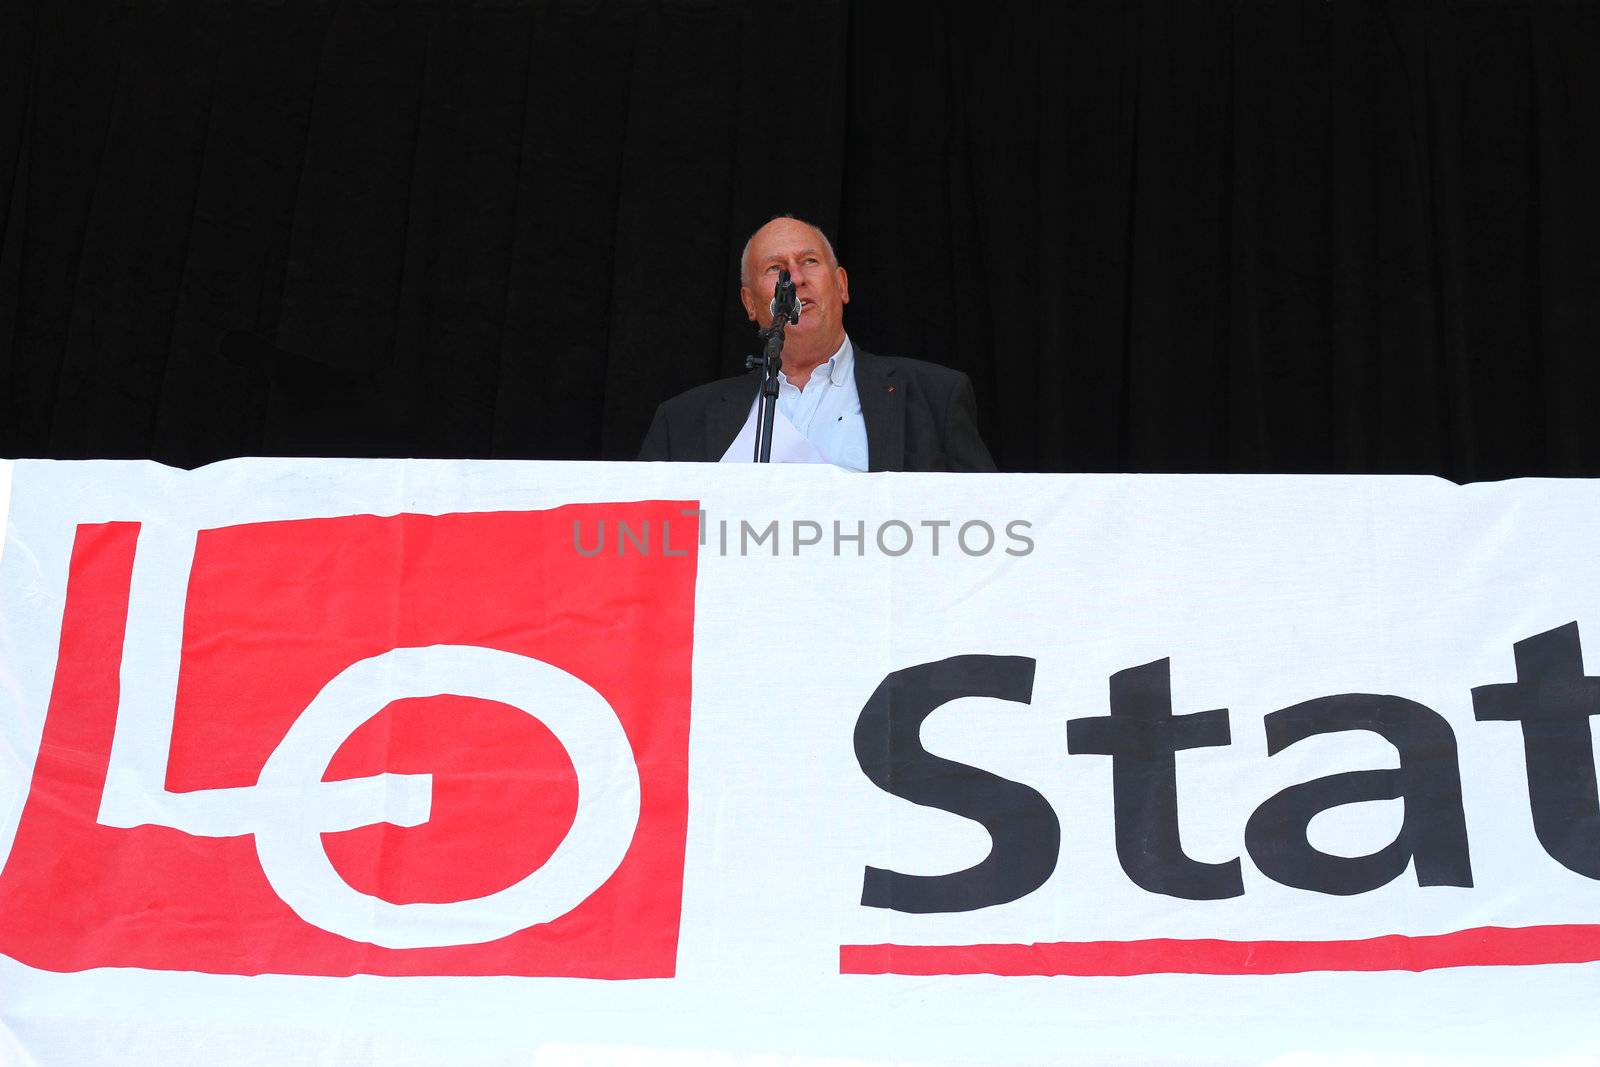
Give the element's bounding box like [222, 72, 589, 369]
[636, 216, 995, 473]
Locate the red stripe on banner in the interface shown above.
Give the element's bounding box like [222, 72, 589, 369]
[841, 926, 1600, 976]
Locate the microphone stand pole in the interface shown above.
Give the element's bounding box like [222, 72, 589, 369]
[745, 269, 798, 463]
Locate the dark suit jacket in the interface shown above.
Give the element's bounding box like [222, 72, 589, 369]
[636, 348, 996, 472]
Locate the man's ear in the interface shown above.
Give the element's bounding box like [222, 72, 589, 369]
[739, 285, 758, 322]
[837, 266, 849, 304]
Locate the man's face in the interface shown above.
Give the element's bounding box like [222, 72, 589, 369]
[739, 219, 850, 346]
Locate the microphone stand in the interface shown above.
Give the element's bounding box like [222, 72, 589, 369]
[745, 270, 799, 463]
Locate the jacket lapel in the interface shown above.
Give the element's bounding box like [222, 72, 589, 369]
[705, 372, 761, 461]
[854, 348, 903, 472]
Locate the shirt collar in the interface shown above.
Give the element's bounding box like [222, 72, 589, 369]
[824, 336, 855, 386]
[780, 336, 854, 390]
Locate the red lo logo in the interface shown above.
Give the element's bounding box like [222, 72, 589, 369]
[0, 502, 698, 978]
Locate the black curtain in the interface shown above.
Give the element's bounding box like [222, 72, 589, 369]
[2, 0, 1597, 479]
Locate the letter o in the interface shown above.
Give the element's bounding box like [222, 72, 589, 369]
[876, 520, 914, 557]
[959, 520, 996, 556]
[252, 645, 641, 949]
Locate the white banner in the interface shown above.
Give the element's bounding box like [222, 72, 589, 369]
[2, 459, 1600, 1065]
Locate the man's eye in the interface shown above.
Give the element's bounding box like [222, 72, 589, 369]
[804, 257, 819, 265]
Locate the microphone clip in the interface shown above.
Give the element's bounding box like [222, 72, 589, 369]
[767, 268, 800, 328]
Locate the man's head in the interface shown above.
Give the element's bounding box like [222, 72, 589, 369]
[738, 216, 850, 372]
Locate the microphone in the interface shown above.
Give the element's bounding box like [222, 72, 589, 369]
[768, 269, 801, 326]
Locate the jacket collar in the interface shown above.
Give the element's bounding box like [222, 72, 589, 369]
[853, 347, 903, 472]
[706, 373, 758, 462]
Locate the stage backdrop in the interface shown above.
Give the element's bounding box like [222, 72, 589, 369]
[3, 2, 1600, 479]
[3, 458, 1600, 1065]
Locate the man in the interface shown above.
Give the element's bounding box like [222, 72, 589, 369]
[636, 216, 996, 472]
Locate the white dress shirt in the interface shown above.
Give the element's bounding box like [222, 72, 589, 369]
[773, 336, 869, 472]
